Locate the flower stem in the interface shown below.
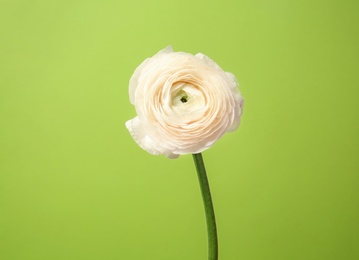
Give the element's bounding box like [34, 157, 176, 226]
[192, 153, 218, 260]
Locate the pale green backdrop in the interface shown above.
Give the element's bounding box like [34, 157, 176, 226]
[0, 0, 358, 259]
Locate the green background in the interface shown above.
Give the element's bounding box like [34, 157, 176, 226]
[1, 0, 358, 259]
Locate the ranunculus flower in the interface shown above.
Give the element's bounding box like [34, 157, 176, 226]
[126, 46, 244, 159]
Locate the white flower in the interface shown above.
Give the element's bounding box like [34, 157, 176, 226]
[126, 46, 244, 159]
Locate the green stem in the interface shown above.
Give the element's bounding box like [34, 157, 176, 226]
[192, 153, 218, 260]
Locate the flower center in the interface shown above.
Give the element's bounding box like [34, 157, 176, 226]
[180, 96, 188, 103]
[180, 93, 188, 103]
[169, 82, 206, 122]
[172, 87, 191, 107]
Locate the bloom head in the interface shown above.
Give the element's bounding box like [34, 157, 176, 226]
[126, 46, 244, 159]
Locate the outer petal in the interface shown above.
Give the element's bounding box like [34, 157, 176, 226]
[129, 59, 151, 104]
[225, 72, 244, 132]
[195, 52, 222, 71]
[227, 97, 244, 132]
[125, 116, 179, 159]
[125, 117, 159, 155]
[129, 46, 174, 104]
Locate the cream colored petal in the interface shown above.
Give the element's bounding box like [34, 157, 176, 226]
[129, 46, 174, 104]
[195, 52, 221, 70]
[129, 58, 150, 104]
[125, 116, 179, 159]
[158, 45, 173, 54]
[227, 96, 244, 132]
[163, 150, 180, 159]
[125, 117, 160, 155]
